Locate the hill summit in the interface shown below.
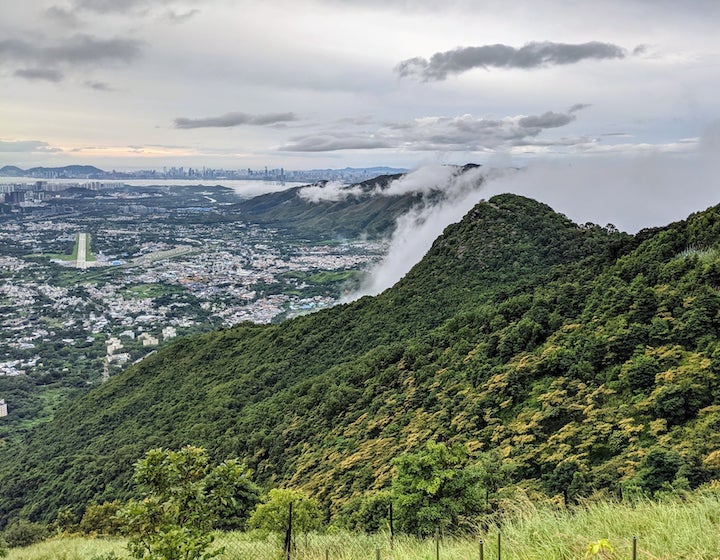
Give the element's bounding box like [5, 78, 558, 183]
[2, 193, 720, 526]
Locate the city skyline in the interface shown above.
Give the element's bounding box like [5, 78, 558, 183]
[1, 1, 718, 172]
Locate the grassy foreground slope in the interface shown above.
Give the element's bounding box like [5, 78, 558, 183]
[3, 193, 720, 528]
[7, 490, 720, 559]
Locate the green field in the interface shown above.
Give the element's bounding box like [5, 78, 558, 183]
[5, 490, 720, 559]
[40, 233, 95, 263]
[84, 234, 96, 262]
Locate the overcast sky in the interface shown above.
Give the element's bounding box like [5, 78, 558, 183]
[1, 0, 719, 173]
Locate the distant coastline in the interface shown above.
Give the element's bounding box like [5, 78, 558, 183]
[0, 164, 408, 185]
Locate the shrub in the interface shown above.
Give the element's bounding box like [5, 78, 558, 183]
[80, 501, 124, 536]
[2, 519, 48, 548]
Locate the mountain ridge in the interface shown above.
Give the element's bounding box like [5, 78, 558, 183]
[236, 173, 417, 239]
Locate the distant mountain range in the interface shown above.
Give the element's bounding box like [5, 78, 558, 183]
[0, 165, 106, 178]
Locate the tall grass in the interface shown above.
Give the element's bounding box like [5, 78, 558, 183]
[5, 536, 125, 560]
[6, 491, 720, 559]
[218, 492, 720, 560]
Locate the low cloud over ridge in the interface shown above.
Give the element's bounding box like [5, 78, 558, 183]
[396, 41, 627, 81]
[174, 112, 298, 129]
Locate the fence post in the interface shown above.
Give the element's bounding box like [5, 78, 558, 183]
[389, 502, 394, 550]
[479, 538, 484, 560]
[632, 536, 637, 560]
[435, 529, 440, 560]
[325, 549, 329, 560]
[376, 545, 381, 560]
[284, 501, 293, 560]
[497, 532, 501, 560]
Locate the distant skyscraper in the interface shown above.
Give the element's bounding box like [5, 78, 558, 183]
[0, 399, 7, 418]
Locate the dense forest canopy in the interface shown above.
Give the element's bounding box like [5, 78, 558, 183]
[1, 193, 720, 528]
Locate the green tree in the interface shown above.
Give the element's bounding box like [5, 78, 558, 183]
[339, 490, 392, 533]
[247, 488, 322, 536]
[635, 447, 684, 494]
[391, 441, 484, 536]
[118, 446, 259, 560]
[79, 501, 124, 536]
[204, 459, 261, 530]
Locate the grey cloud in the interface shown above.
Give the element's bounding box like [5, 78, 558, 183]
[165, 9, 200, 23]
[45, 6, 82, 26]
[518, 111, 575, 129]
[337, 115, 376, 126]
[174, 112, 298, 129]
[0, 35, 142, 69]
[75, 0, 151, 14]
[84, 80, 114, 91]
[281, 107, 584, 152]
[0, 140, 60, 153]
[69, 0, 200, 21]
[280, 135, 391, 152]
[14, 68, 64, 82]
[396, 41, 627, 81]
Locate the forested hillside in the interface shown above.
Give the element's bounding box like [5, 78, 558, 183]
[236, 173, 423, 239]
[2, 193, 720, 528]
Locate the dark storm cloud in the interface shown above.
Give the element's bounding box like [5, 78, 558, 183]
[14, 68, 64, 82]
[396, 41, 627, 81]
[0, 35, 142, 68]
[174, 112, 298, 129]
[280, 106, 587, 152]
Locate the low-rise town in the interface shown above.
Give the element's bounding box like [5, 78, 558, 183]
[0, 179, 386, 440]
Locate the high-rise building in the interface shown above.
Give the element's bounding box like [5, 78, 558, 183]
[0, 399, 7, 417]
[5, 191, 25, 204]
